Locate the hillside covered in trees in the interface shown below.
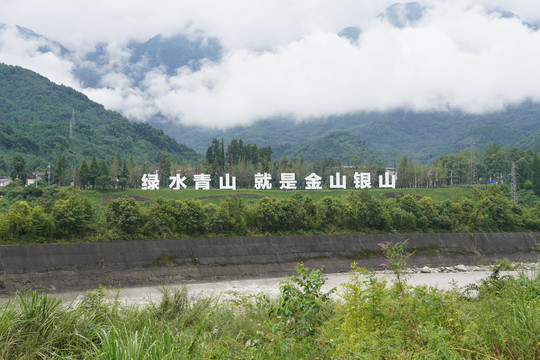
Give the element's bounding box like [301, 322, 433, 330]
[156, 103, 540, 163]
[0, 63, 202, 175]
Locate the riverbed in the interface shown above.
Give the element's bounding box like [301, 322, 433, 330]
[55, 264, 537, 306]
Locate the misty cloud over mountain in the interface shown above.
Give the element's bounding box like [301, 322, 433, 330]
[1, 1, 540, 129]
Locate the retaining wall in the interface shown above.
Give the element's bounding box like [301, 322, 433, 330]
[0, 232, 538, 293]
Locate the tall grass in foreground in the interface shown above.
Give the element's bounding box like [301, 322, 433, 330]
[0, 257, 538, 359]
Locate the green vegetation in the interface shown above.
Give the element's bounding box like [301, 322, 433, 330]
[0, 62, 539, 245]
[2, 63, 539, 201]
[276, 130, 379, 163]
[0, 63, 201, 175]
[163, 102, 540, 162]
[0, 184, 538, 244]
[1, 244, 538, 359]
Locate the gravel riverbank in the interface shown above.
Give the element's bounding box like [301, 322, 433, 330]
[55, 262, 538, 306]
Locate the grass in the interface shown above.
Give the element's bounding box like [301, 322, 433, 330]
[0, 260, 538, 359]
[99, 186, 473, 206]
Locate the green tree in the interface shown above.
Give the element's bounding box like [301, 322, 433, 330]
[95, 175, 111, 189]
[282, 191, 319, 232]
[206, 138, 225, 179]
[170, 200, 207, 235]
[259, 145, 273, 171]
[226, 138, 241, 166]
[54, 154, 68, 185]
[345, 191, 387, 232]
[10, 154, 27, 185]
[472, 187, 522, 232]
[388, 206, 417, 232]
[52, 188, 93, 238]
[255, 197, 280, 233]
[88, 156, 100, 187]
[399, 195, 428, 231]
[312, 157, 340, 184]
[118, 161, 129, 190]
[532, 154, 540, 196]
[99, 160, 109, 176]
[483, 143, 510, 182]
[79, 159, 89, 189]
[215, 196, 247, 234]
[6, 201, 32, 237]
[159, 150, 171, 187]
[437, 151, 468, 185]
[30, 205, 55, 239]
[107, 196, 143, 237]
[317, 196, 344, 230]
[397, 155, 415, 188]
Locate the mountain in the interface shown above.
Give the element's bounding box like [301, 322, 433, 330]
[448, 121, 523, 154]
[2, 3, 539, 165]
[1, 23, 222, 89]
[337, 27, 361, 41]
[274, 130, 379, 164]
[0, 63, 201, 173]
[379, 2, 425, 28]
[75, 33, 221, 88]
[151, 102, 540, 163]
[518, 130, 540, 152]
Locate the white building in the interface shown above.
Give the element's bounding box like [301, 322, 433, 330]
[0, 177, 11, 187]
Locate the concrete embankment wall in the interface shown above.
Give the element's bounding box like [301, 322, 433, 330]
[0, 232, 538, 293]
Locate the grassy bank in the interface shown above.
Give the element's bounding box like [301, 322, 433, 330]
[99, 186, 475, 206]
[1, 245, 538, 359]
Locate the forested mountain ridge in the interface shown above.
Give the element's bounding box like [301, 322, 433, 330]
[153, 104, 540, 163]
[272, 130, 380, 164]
[0, 63, 202, 174]
[3, 12, 540, 165]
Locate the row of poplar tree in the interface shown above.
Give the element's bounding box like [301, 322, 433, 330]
[5, 139, 540, 195]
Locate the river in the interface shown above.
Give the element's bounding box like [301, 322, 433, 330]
[54, 265, 537, 306]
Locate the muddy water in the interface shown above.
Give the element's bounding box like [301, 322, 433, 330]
[55, 268, 533, 306]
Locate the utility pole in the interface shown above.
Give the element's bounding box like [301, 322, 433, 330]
[511, 161, 517, 203]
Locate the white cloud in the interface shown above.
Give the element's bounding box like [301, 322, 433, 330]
[2, 1, 540, 129]
[92, 4, 540, 128]
[0, 25, 81, 89]
[0, 0, 391, 52]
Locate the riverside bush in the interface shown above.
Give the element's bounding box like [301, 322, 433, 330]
[0, 246, 538, 359]
[1, 185, 538, 243]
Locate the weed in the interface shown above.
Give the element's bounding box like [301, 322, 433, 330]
[259, 264, 335, 339]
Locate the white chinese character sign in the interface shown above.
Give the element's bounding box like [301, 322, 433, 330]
[194, 173, 211, 190]
[280, 173, 297, 190]
[379, 172, 396, 189]
[141, 171, 397, 191]
[304, 173, 322, 190]
[141, 171, 159, 190]
[219, 173, 236, 190]
[330, 172, 346, 189]
[254, 172, 272, 190]
[354, 172, 372, 189]
[169, 174, 187, 190]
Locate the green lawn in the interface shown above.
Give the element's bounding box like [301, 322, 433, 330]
[97, 186, 474, 206]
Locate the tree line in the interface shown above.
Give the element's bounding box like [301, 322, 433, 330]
[5, 139, 540, 200]
[1, 185, 539, 244]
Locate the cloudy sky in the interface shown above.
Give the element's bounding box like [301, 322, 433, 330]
[2, 0, 540, 128]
